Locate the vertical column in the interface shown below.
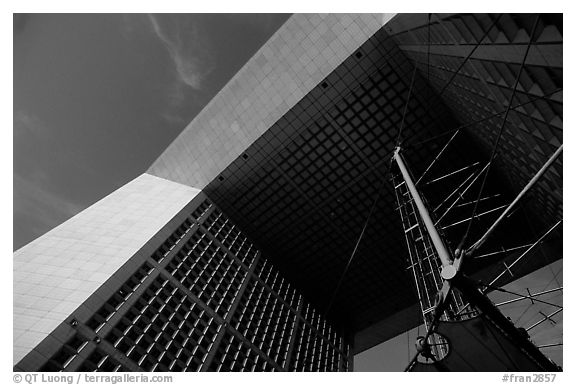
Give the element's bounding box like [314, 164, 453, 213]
[346, 343, 354, 372]
[284, 296, 303, 370]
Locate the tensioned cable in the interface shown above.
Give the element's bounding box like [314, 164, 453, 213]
[396, 66, 418, 146]
[542, 266, 563, 293]
[478, 282, 562, 309]
[402, 14, 516, 370]
[398, 15, 522, 170]
[466, 144, 562, 254]
[457, 14, 541, 253]
[323, 176, 388, 316]
[519, 203, 562, 289]
[404, 88, 562, 150]
[515, 268, 563, 326]
[518, 301, 562, 331]
[400, 18, 515, 193]
[427, 13, 431, 103]
[456, 218, 560, 317]
[402, 13, 504, 136]
[486, 220, 561, 289]
[405, 14, 539, 371]
[415, 129, 461, 186]
[525, 309, 562, 333]
[435, 14, 503, 97]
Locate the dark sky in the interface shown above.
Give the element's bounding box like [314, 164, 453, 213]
[13, 13, 290, 250]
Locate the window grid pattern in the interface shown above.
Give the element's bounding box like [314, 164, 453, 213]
[77, 349, 126, 372]
[229, 277, 296, 367]
[207, 330, 276, 371]
[103, 277, 220, 372]
[31, 198, 350, 372]
[165, 228, 246, 317]
[253, 257, 300, 310]
[301, 302, 344, 352]
[39, 334, 89, 372]
[199, 199, 349, 371]
[202, 209, 258, 267]
[152, 218, 195, 263]
[191, 199, 213, 221]
[288, 321, 342, 372]
[86, 262, 155, 333]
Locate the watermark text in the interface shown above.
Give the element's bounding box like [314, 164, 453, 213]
[14, 373, 173, 385]
[502, 374, 557, 383]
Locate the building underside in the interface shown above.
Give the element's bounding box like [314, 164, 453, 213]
[196, 13, 563, 353]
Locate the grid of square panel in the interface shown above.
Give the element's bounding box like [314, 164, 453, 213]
[387, 13, 562, 228]
[164, 228, 246, 317]
[35, 263, 158, 372]
[77, 348, 127, 372]
[207, 330, 276, 371]
[86, 262, 156, 333]
[191, 199, 213, 221]
[301, 301, 344, 351]
[39, 334, 90, 372]
[202, 209, 259, 267]
[151, 218, 195, 264]
[228, 277, 296, 367]
[103, 276, 220, 371]
[153, 199, 349, 371]
[203, 26, 463, 334]
[201, 200, 349, 371]
[288, 318, 345, 372]
[252, 257, 300, 310]
[32, 196, 350, 372]
[227, 258, 349, 371]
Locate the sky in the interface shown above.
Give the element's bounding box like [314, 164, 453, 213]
[12, 13, 563, 372]
[13, 13, 290, 250]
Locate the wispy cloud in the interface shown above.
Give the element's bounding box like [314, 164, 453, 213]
[13, 111, 86, 249]
[14, 109, 44, 138]
[14, 173, 83, 227]
[14, 173, 84, 249]
[147, 14, 214, 91]
[15, 109, 99, 176]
